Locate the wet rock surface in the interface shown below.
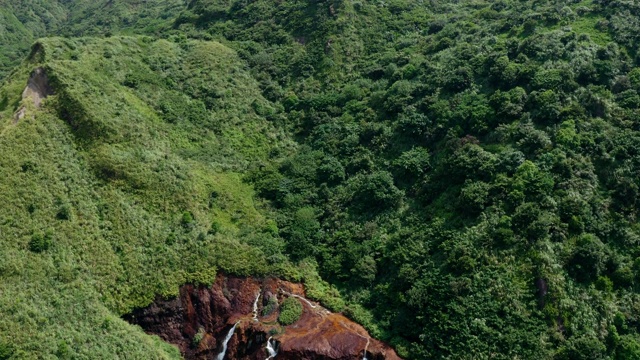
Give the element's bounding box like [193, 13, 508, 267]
[124, 275, 401, 360]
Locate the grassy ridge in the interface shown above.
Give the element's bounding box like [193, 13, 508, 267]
[0, 36, 293, 358]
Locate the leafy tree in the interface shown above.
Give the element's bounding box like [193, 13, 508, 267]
[348, 171, 403, 212]
[285, 207, 320, 260]
[569, 234, 609, 283]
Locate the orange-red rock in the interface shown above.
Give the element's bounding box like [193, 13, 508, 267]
[125, 274, 401, 360]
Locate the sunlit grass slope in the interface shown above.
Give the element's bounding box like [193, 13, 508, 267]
[0, 36, 292, 358]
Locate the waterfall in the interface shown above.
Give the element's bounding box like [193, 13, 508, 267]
[281, 291, 318, 309]
[361, 336, 370, 360]
[265, 336, 278, 360]
[216, 322, 240, 360]
[252, 291, 261, 322]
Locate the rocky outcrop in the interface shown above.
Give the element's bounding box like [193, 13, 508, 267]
[124, 275, 401, 360]
[22, 67, 53, 108]
[14, 67, 54, 122]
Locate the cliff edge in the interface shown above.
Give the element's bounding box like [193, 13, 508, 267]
[125, 275, 401, 360]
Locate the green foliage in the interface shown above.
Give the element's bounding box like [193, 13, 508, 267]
[569, 234, 608, 283]
[262, 295, 278, 317]
[0, 342, 14, 360]
[617, 335, 640, 359]
[55, 341, 71, 359]
[285, 207, 320, 260]
[56, 203, 72, 220]
[192, 328, 205, 347]
[28, 230, 53, 253]
[0, 0, 182, 80]
[200, 0, 640, 357]
[348, 171, 403, 212]
[5, 0, 640, 358]
[278, 297, 303, 326]
[181, 211, 195, 228]
[0, 35, 291, 358]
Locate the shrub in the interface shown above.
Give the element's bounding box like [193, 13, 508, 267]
[208, 221, 220, 235]
[349, 171, 404, 211]
[286, 207, 320, 260]
[0, 342, 14, 360]
[617, 335, 640, 359]
[262, 295, 278, 317]
[278, 297, 303, 326]
[458, 180, 491, 214]
[56, 203, 72, 220]
[181, 211, 194, 229]
[29, 230, 53, 253]
[596, 276, 614, 293]
[192, 327, 205, 347]
[56, 341, 71, 359]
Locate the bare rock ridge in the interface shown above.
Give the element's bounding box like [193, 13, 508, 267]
[124, 275, 402, 360]
[23, 67, 53, 107]
[14, 67, 54, 122]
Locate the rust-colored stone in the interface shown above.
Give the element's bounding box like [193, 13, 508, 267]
[124, 274, 401, 360]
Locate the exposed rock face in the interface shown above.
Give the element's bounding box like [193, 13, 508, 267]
[124, 275, 401, 360]
[14, 67, 54, 122]
[22, 67, 53, 108]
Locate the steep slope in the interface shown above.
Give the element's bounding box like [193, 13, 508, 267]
[0, 36, 292, 358]
[4, 0, 640, 359]
[175, 0, 640, 358]
[126, 275, 401, 360]
[0, 1, 67, 79]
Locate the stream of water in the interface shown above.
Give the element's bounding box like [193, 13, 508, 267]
[216, 321, 240, 360]
[252, 291, 261, 322]
[265, 336, 278, 360]
[281, 291, 319, 309]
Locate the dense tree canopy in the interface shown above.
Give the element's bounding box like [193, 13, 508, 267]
[2, 0, 640, 359]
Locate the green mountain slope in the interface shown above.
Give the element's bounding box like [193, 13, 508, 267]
[0, 36, 295, 358]
[176, 0, 640, 358]
[0, 0, 182, 80]
[0, 1, 66, 79]
[3, 0, 640, 359]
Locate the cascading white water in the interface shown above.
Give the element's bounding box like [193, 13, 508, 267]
[359, 334, 370, 360]
[216, 321, 240, 360]
[252, 291, 261, 322]
[265, 336, 278, 360]
[362, 340, 369, 360]
[281, 291, 318, 309]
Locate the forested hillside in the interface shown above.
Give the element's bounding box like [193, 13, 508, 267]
[0, 0, 181, 79]
[2, 0, 640, 359]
